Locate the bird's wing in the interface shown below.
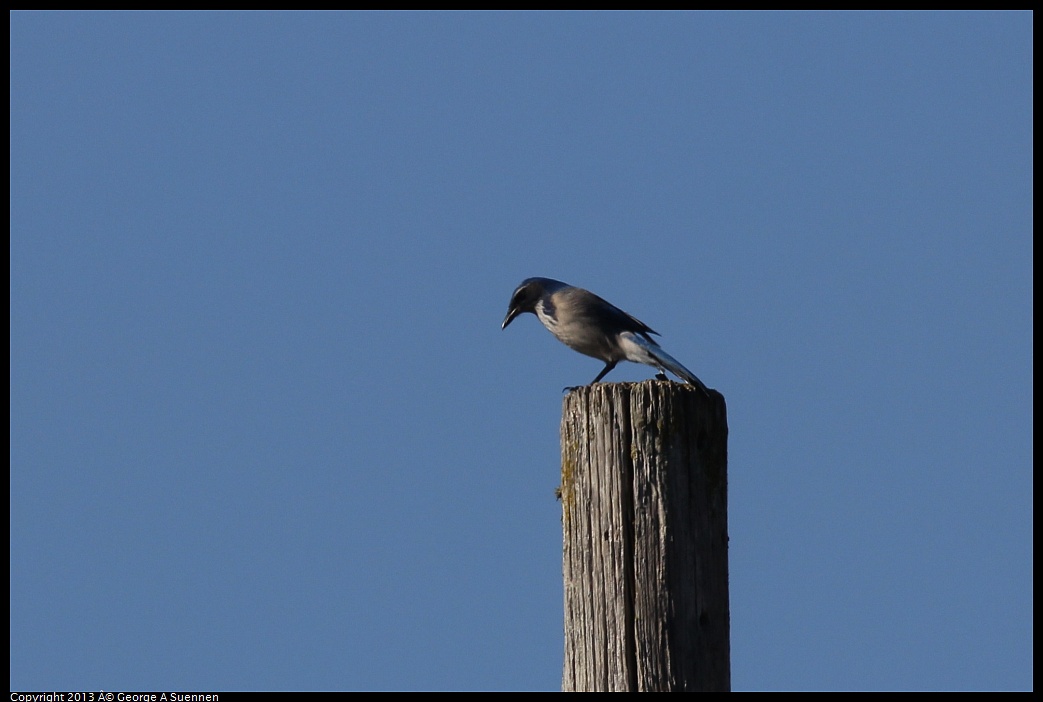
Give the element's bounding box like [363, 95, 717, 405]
[580, 289, 660, 340]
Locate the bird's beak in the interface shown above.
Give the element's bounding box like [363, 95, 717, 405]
[502, 306, 521, 330]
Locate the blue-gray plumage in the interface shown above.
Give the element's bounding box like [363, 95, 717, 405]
[501, 277, 709, 391]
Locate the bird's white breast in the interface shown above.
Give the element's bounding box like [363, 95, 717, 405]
[535, 299, 557, 333]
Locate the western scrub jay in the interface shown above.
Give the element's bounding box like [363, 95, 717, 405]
[501, 277, 709, 392]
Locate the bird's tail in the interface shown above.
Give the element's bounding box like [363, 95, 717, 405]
[620, 331, 709, 392]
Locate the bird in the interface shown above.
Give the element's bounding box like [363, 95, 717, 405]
[501, 277, 709, 392]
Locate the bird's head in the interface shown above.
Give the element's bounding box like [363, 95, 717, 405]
[502, 277, 562, 329]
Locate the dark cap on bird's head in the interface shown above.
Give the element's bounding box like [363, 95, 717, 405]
[501, 278, 564, 330]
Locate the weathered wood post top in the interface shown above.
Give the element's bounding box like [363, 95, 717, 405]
[560, 380, 729, 692]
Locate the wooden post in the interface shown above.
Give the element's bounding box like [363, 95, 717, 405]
[560, 381, 730, 692]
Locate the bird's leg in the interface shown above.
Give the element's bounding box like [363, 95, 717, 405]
[590, 361, 618, 384]
[564, 360, 620, 393]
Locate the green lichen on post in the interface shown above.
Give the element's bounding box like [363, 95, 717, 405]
[559, 436, 578, 528]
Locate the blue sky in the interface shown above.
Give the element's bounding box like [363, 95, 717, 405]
[10, 11, 1032, 692]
